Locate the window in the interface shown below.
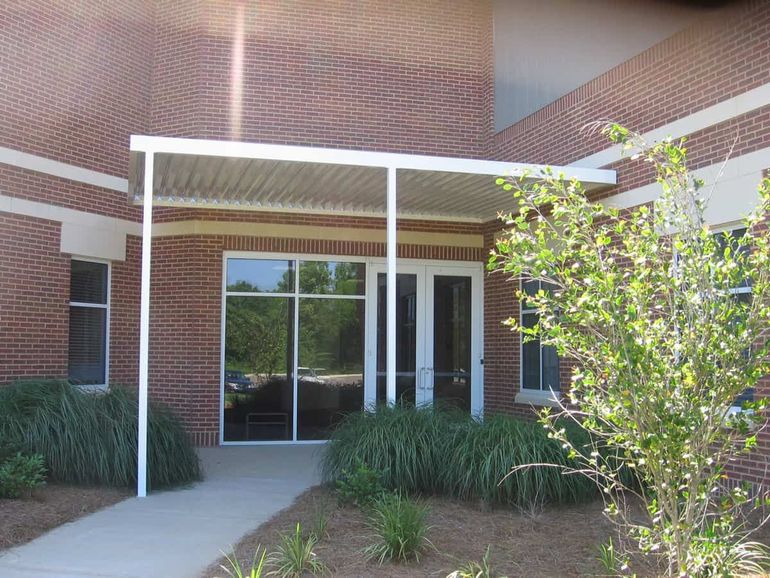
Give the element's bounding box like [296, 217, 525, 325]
[715, 227, 754, 406]
[68, 260, 109, 386]
[520, 280, 560, 395]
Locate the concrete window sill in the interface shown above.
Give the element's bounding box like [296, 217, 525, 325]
[514, 389, 561, 408]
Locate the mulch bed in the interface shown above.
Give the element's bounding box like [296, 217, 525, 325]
[205, 486, 651, 578]
[0, 483, 130, 550]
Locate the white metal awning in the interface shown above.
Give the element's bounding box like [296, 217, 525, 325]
[128, 135, 616, 498]
[128, 136, 616, 222]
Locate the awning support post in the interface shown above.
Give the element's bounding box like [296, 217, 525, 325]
[386, 166, 397, 406]
[137, 151, 154, 498]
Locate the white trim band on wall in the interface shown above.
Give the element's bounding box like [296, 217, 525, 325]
[0, 146, 128, 193]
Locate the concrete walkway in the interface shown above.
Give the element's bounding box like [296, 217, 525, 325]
[0, 445, 323, 578]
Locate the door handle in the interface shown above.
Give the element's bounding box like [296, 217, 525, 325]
[425, 368, 434, 391]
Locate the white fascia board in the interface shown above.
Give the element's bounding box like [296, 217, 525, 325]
[601, 145, 770, 227]
[0, 146, 128, 193]
[574, 81, 770, 170]
[130, 135, 616, 185]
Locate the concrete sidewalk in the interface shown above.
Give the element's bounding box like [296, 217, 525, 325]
[0, 445, 322, 578]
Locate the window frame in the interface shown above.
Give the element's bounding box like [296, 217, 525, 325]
[517, 279, 561, 407]
[68, 257, 111, 391]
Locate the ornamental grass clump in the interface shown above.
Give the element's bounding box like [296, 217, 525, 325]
[322, 404, 454, 495]
[0, 380, 200, 489]
[363, 492, 432, 564]
[267, 523, 326, 577]
[444, 415, 595, 507]
[323, 404, 596, 509]
[488, 123, 770, 576]
[220, 546, 268, 578]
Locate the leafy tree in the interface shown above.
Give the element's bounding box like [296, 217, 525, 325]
[489, 124, 770, 576]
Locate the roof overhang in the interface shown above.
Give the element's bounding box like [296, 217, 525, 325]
[129, 136, 616, 223]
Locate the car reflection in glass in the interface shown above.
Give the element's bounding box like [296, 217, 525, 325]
[224, 370, 253, 392]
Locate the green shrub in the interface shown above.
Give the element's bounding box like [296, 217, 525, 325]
[267, 523, 326, 577]
[335, 460, 385, 506]
[363, 492, 432, 564]
[0, 452, 46, 499]
[0, 440, 24, 464]
[323, 405, 596, 508]
[0, 380, 201, 489]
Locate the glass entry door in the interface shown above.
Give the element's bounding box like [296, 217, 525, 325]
[366, 263, 482, 414]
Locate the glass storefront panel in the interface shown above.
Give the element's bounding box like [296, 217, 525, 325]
[223, 296, 294, 441]
[297, 299, 365, 440]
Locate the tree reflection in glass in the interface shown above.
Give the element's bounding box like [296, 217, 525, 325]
[298, 298, 364, 440]
[297, 260, 365, 439]
[224, 296, 294, 441]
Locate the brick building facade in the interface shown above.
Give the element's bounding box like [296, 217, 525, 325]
[2, 1, 769, 482]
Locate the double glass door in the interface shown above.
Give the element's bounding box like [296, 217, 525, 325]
[366, 264, 482, 414]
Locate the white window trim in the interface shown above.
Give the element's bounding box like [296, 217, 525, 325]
[68, 257, 111, 392]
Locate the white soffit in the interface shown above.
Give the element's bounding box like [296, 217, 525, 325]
[129, 136, 616, 222]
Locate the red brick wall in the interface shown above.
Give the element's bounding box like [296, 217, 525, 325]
[484, 0, 770, 484]
[2, 0, 494, 183]
[109, 236, 141, 386]
[1, 0, 493, 447]
[0, 0, 154, 177]
[492, 0, 770, 166]
[0, 214, 69, 383]
[151, 0, 493, 158]
[142, 228, 483, 445]
[0, 216, 140, 387]
[0, 164, 141, 222]
[482, 226, 518, 415]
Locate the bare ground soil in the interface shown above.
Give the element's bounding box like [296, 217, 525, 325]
[205, 486, 660, 578]
[0, 483, 130, 550]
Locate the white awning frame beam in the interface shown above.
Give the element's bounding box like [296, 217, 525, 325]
[130, 135, 617, 184]
[134, 157, 403, 498]
[137, 151, 153, 498]
[130, 136, 616, 497]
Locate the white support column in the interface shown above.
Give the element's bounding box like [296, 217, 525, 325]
[386, 166, 397, 405]
[137, 151, 154, 498]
